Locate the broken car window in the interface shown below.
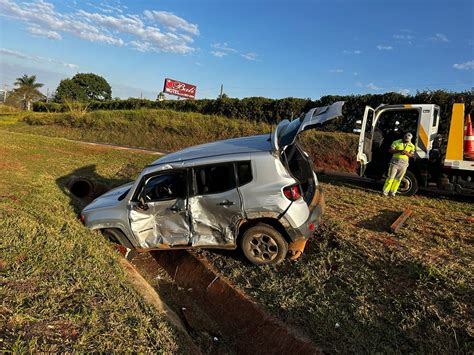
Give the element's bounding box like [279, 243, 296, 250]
[195, 164, 236, 195]
[143, 172, 186, 202]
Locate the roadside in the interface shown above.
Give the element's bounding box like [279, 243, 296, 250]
[0, 110, 359, 173]
[1, 111, 472, 352]
[0, 131, 193, 352]
[200, 180, 473, 352]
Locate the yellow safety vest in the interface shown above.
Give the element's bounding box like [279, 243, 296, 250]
[391, 139, 415, 161]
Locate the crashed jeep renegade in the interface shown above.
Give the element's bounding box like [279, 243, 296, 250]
[81, 102, 344, 265]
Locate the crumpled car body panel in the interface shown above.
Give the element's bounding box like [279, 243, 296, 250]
[82, 104, 335, 253]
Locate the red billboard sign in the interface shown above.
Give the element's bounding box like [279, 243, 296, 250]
[163, 78, 196, 99]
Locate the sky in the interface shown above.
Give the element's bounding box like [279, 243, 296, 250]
[0, 0, 473, 100]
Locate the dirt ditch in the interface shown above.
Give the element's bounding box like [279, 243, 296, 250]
[131, 250, 320, 354]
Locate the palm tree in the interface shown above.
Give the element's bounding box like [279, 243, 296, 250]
[13, 74, 44, 110]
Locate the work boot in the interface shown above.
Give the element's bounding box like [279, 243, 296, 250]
[382, 191, 389, 196]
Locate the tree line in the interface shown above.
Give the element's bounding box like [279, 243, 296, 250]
[34, 89, 473, 134]
[5, 72, 472, 134]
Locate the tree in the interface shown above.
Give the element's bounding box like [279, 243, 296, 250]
[55, 79, 88, 102]
[11, 74, 45, 110]
[55, 73, 112, 102]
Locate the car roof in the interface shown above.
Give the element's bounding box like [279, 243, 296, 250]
[150, 134, 272, 165]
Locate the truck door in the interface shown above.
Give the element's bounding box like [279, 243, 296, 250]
[356, 106, 375, 175]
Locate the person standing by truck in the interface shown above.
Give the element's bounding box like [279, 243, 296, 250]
[382, 132, 415, 196]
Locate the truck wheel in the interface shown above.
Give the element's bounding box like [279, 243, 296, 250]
[240, 224, 288, 265]
[397, 171, 419, 196]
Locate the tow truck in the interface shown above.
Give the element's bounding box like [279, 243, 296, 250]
[354, 103, 474, 196]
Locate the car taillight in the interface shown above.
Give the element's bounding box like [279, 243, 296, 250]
[80, 214, 85, 224]
[283, 184, 301, 201]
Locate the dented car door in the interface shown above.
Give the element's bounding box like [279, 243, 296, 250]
[129, 170, 192, 248]
[189, 163, 243, 247]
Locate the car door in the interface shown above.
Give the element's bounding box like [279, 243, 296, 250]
[189, 162, 243, 247]
[128, 169, 191, 248]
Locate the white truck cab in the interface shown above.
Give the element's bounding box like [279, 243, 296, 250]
[355, 103, 473, 196]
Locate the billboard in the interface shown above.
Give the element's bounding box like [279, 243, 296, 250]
[163, 78, 196, 99]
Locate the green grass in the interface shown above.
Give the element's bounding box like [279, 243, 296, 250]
[0, 131, 192, 352]
[200, 181, 474, 353]
[2, 108, 472, 352]
[2, 110, 359, 172]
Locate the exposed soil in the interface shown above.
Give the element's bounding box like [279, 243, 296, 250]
[132, 251, 320, 354]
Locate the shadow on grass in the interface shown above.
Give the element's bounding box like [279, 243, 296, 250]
[56, 164, 133, 215]
[355, 209, 401, 232]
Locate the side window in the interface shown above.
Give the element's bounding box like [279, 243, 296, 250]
[237, 161, 252, 186]
[195, 164, 236, 195]
[142, 171, 186, 202]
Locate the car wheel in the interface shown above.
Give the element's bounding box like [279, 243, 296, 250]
[102, 228, 122, 243]
[102, 229, 136, 260]
[397, 170, 419, 196]
[240, 224, 288, 265]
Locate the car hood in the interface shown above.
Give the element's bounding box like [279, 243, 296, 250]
[271, 101, 344, 152]
[83, 182, 134, 212]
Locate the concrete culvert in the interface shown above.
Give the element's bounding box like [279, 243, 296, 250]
[68, 177, 110, 200]
[69, 177, 94, 199]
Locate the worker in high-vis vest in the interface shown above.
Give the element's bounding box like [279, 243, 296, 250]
[382, 132, 415, 196]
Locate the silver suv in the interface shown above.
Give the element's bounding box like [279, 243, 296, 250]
[81, 102, 344, 265]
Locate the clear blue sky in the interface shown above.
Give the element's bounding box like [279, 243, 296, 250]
[1, 0, 473, 99]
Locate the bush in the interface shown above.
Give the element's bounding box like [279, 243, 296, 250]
[33, 101, 65, 112]
[33, 90, 473, 133]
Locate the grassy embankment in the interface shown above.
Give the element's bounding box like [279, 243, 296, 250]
[1, 108, 472, 352]
[0, 130, 193, 352]
[1, 109, 359, 172]
[202, 181, 473, 353]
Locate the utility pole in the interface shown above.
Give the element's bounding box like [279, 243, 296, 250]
[219, 84, 224, 99]
[3, 84, 8, 102]
[46, 88, 50, 103]
[140, 91, 143, 99]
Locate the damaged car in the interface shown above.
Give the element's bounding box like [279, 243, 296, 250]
[81, 102, 344, 265]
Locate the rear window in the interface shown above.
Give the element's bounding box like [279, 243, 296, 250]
[195, 163, 236, 195]
[278, 119, 302, 148]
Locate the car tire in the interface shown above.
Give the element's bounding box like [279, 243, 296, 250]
[240, 224, 288, 265]
[102, 228, 122, 243]
[102, 229, 137, 260]
[397, 170, 419, 196]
